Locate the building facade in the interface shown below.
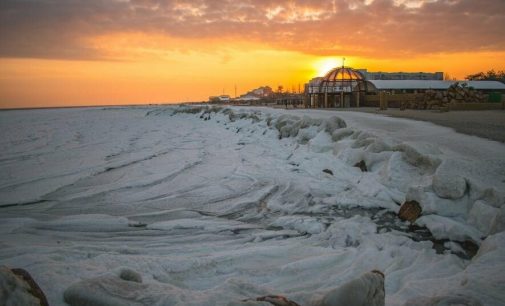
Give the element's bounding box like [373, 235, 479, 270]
[357, 69, 444, 81]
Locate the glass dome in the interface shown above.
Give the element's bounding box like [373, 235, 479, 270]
[323, 66, 365, 82]
[316, 66, 368, 94]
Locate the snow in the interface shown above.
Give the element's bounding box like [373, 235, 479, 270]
[432, 171, 467, 199]
[310, 271, 384, 306]
[0, 105, 504, 305]
[415, 215, 483, 243]
[468, 200, 503, 236]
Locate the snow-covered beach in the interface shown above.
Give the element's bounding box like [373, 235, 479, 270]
[1, 105, 505, 305]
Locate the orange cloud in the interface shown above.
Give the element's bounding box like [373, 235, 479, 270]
[1, 0, 504, 107]
[2, 0, 505, 59]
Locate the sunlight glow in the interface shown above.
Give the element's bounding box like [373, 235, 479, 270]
[313, 58, 341, 77]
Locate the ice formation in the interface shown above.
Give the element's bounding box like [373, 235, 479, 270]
[0, 105, 504, 305]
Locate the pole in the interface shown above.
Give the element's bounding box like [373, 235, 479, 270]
[342, 57, 345, 108]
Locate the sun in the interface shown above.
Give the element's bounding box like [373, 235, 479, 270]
[313, 58, 341, 77]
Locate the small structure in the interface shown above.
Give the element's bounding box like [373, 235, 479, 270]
[208, 95, 231, 103]
[235, 94, 261, 102]
[275, 93, 304, 108]
[305, 66, 369, 108]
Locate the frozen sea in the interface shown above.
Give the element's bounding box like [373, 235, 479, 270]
[1, 105, 505, 306]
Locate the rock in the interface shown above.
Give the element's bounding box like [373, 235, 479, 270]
[64, 274, 150, 306]
[229, 301, 272, 306]
[460, 240, 480, 259]
[354, 160, 368, 172]
[322, 169, 333, 175]
[0, 266, 47, 306]
[10, 268, 49, 306]
[398, 200, 422, 223]
[432, 173, 466, 199]
[118, 268, 142, 283]
[254, 295, 301, 306]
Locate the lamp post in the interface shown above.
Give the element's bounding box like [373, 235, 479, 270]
[341, 57, 345, 108]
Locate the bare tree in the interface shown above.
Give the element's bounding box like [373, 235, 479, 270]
[466, 70, 505, 83]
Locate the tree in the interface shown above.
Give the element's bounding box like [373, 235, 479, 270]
[465, 70, 505, 84]
[444, 72, 456, 81]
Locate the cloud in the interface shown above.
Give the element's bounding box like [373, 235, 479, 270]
[1, 0, 505, 60]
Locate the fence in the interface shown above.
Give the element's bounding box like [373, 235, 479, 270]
[364, 93, 505, 110]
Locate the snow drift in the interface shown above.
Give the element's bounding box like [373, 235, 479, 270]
[0, 105, 504, 306]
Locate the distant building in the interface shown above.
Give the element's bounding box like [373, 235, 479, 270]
[249, 86, 274, 97]
[235, 94, 260, 101]
[208, 95, 231, 103]
[357, 69, 444, 81]
[237, 86, 274, 100]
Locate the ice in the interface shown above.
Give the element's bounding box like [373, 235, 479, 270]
[416, 215, 482, 243]
[309, 271, 384, 306]
[147, 217, 259, 233]
[270, 216, 325, 235]
[308, 131, 334, 153]
[432, 171, 467, 200]
[1, 106, 505, 305]
[468, 200, 503, 235]
[30, 214, 131, 232]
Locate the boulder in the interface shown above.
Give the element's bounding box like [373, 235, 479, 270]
[354, 160, 368, 172]
[254, 295, 301, 306]
[119, 268, 142, 283]
[322, 169, 334, 176]
[398, 200, 422, 223]
[0, 266, 48, 306]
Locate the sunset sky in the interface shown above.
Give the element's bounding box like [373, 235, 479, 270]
[1, 0, 505, 108]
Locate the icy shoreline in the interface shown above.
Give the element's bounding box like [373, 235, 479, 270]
[1, 106, 504, 305]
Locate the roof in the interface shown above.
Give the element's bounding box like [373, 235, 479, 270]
[323, 67, 365, 82]
[464, 81, 505, 90]
[367, 80, 505, 90]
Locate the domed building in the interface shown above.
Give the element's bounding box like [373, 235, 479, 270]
[305, 66, 370, 108]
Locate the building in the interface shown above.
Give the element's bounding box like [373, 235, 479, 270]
[235, 93, 261, 102]
[304, 66, 505, 109]
[231, 86, 276, 105]
[208, 95, 231, 103]
[304, 66, 369, 108]
[357, 69, 444, 80]
[248, 86, 274, 98]
[365, 80, 505, 93]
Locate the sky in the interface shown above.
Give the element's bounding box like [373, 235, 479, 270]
[1, 0, 505, 108]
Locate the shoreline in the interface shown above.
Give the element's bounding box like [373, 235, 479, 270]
[3, 103, 505, 143]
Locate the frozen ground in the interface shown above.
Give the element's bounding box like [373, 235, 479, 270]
[1, 105, 505, 306]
